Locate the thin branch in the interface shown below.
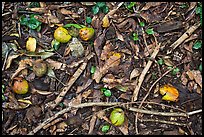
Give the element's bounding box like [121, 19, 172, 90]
[132, 40, 160, 101]
[28, 102, 190, 135]
[139, 118, 188, 126]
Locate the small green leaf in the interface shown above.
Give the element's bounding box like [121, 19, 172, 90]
[29, 2, 40, 8]
[132, 33, 139, 41]
[51, 39, 61, 50]
[145, 28, 154, 35]
[196, 6, 202, 15]
[92, 6, 100, 15]
[199, 63, 202, 72]
[101, 125, 110, 133]
[96, 2, 106, 8]
[193, 41, 202, 49]
[157, 58, 164, 65]
[180, 4, 188, 8]
[127, 2, 136, 10]
[63, 23, 85, 29]
[102, 6, 109, 13]
[172, 67, 180, 75]
[86, 16, 92, 24]
[103, 89, 111, 97]
[59, 102, 64, 108]
[91, 66, 96, 74]
[139, 22, 145, 27]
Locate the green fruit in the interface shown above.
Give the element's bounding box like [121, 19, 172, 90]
[79, 27, 94, 41]
[110, 108, 125, 126]
[54, 27, 72, 43]
[12, 77, 29, 94]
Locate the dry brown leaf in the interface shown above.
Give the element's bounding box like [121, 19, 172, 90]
[130, 68, 140, 80]
[141, 2, 165, 11]
[181, 72, 188, 86]
[115, 30, 124, 42]
[93, 52, 121, 83]
[5, 54, 19, 70]
[186, 70, 194, 80]
[118, 117, 129, 135]
[100, 40, 113, 60]
[46, 59, 66, 70]
[81, 89, 92, 99]
[191, 70, 202, 88]
[11, 59, 33, 79]
[76, 79, 93, 93]
[163, 58, 174, 67]
[88, 113, 97, 134]
[70, 94, 82, 115]
[60, 8, 73, 15]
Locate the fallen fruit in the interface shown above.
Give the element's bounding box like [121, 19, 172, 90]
[159, 84, 179, 102]
[54, 27, 72, 43]
[79, 27, 94, 41]
[12, 77, 29, 94]
[26, 37, 36, 52]
[109, 108, 125, 126]
[32, 59, 47, 77]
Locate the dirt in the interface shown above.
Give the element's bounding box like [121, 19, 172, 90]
[2, 2, 202, 135]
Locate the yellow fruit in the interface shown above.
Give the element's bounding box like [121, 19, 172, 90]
[79, 27, 94, 41]
[32, 59, 47, 77]
[54, 27, 72, 43]
[159, 84, 179, 102]
[110, 108, 125, 126]
[12, 77, 29, 94]
[26, 37, 36, 52]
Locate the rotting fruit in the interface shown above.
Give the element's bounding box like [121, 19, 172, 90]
[12, 77, 29, 94]
[79, 27, 94, 41]
[109, 108, 125, 126]
[32, 60, 48, 77]
[54, 27, 72, 43]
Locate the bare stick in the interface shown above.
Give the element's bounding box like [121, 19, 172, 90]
[187, 109, 202, 116]
[139, 118, 188, 126]
[46, 53, 94, 110]
[28, 102, 190, 135]
[132, 35, 161, 102]
[168, 23, 200, 54]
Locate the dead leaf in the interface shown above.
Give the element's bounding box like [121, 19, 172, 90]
[130, 68, 140, 80]
[93, 52, 121, 83]
[100, 40, 113, 60]
[186, 70, 194, 80]
[5, 54, 20, 70]
[186, 2, 197, 12]
[102, 15, 110, 28]
[82, 89, 92, 99]
[11, 59, 33, 79]
[76, 79, 93, 93]
[60, 8, 73, 15]
[115, 30, 124, 42]
[69, 94, 82, 115]
[46, 59, 67, 70]
[141, 2, 165, 11]
[68, 37, 84, 57]
[88, 113, 97, 134]
[163, 58, 174, 67]
[191, 70, 202, 88]
[118, 117, 129, 135]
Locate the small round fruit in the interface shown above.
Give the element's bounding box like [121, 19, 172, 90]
[12, 77, 29, 94]
[79, 27, 94, 41]
[110, 108, 125, 126]
[33, 60, 47, 77]
[54, 27, 72, 43]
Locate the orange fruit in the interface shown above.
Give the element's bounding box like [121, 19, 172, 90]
[12, 77, 29, 94]
[79, 27, 94, 41]
[54, 27, 72, 43]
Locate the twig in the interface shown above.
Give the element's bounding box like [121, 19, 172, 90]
[46, 53, 94, 110]
[132, 35, 161, 102]
[187, 109, 202, 116]
[139, 118, 188, 126]
[28, 102, 191, 135]
[167, 23, 200, 54]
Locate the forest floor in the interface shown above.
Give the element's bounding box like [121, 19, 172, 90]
[2, 2, 202, 135]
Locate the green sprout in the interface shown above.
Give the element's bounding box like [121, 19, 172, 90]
[101, 124, 110, 133]
[145, 28, 154, 35]
[92, 2, 109, 15]
[20, 14, 42, 30]
[101, 87, 112, 97]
